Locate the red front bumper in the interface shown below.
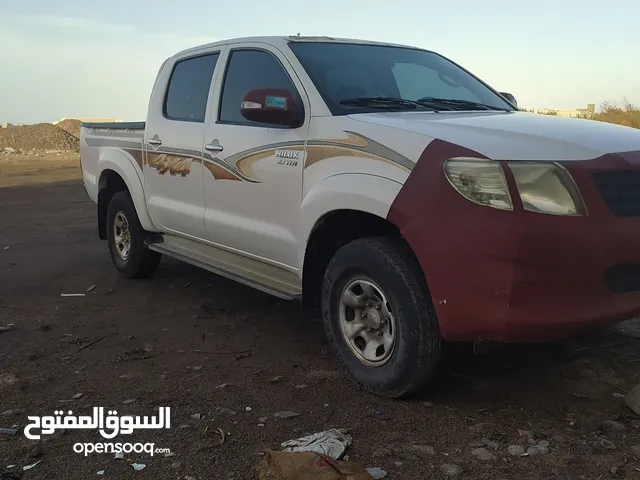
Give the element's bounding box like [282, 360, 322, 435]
[388, 141, 640, 342]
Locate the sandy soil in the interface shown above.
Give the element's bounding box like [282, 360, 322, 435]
[1, 153, 640, 480]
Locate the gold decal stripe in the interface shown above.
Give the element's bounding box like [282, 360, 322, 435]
[147, 153, 194, 177]
[304, 146, 384, 169]
[203, 162, 243, 181]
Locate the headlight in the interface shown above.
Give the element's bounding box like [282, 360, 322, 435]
[443, 158, 512, 210]
[508, 162, 586, 216]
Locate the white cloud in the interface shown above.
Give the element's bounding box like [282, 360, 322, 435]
[0, 13, 215, 123]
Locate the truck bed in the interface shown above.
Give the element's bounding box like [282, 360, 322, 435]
[80, 122, 146, 205]
[81, 121, 146, 130]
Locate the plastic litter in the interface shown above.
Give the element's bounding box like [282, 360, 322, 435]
[281, 428, 352, 460]
[23, 460, 42, 471]
[365, 467, 388, 479]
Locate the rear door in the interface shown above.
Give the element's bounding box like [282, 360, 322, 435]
[143, 49, 223, 239]
[200, 44, 310, 268]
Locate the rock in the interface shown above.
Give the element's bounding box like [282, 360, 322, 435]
[190, 413, 202, 421]
[219, 408, 236, 416]
[191, 366, 203, 371]
[527, 445, 549, 457]
[551, 435, 566, 443]
[441, 463, 464, 476]
[410, 445, 435, 456]
[537, 440, 549, 448]
[245, 407, 252, 412]
[122, 399, 137, 404]
[631, 445, 640, 458]
[613, 392, 625, 398]
[563, 455, 580, 464]
[184, 477, 196, 480]
[518, 429, 534, 443]
[1, 409, 23, 416]
[471, 448, 496, 461]
[73, 393, 83, 399]
[482, 438, 499, 450]
[625, 382, 640, 416]
[613, 318, 640, 338]
[171, 462, 181, 469]
[258, 417, 268, 423]
[2, 147, 16, 153]
[469, 423, 494, 434]
[600, 439, 617, 449]
[274, 411, 300, 419]
[508, 445, 525, 456]
[598, 420, 626, 432]
[579, 368, 598, 379]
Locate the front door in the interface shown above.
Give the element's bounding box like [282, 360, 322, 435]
[201, 45, 309, 268]
[143, 50, 222, 239]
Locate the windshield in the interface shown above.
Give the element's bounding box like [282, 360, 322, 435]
[288, 42, 514, 114]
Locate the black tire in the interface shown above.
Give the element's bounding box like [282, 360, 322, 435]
[320, 237, 442, 398]
[106, 191, 161, 278]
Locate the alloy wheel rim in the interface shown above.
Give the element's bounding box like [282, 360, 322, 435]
[113, 211, 131, 261]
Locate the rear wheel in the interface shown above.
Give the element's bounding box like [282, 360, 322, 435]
[106, 191, 161, 278]
[320, 237, 442, 398]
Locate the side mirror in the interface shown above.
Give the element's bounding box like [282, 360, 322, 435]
[499, 92, 517, 108]
[240, 89, 301, 127]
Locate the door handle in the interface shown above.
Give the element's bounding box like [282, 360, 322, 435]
[204, 143, 223, 152]
[148, 138, 162, 146]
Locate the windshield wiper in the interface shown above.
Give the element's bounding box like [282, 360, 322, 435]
[416, 97, 509, 111]
[339, 97, 437, 111]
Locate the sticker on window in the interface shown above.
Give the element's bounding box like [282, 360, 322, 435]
[266, 95, 287, 109]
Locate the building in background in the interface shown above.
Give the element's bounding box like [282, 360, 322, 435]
[533, 104, 596, 118]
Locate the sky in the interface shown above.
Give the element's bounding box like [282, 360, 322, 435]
[1, 0, 638, 124]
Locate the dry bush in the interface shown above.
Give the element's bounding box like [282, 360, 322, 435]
[593, 99, 640, 129]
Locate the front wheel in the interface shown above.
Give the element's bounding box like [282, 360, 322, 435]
[320, 237, 442, 398]
[106, 191, 161, 278]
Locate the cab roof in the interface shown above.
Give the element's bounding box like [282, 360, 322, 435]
[171, 35, 422, 60]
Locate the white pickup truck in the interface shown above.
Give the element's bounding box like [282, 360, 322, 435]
[81, 35, 640, 398]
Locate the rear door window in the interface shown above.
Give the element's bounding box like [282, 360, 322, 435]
[164, 53, 219, 122]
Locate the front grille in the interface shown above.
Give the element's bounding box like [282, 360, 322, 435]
[605, 264, 640, 294]
[592, 171, 640, 217]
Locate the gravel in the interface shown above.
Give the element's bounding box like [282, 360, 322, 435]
[0, 123, 79, 151]
[55, 119, 82, 139]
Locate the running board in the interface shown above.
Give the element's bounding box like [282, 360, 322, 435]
[146, 235, 302, 301]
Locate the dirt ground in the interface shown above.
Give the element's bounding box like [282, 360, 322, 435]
[1, 153, 640, 480]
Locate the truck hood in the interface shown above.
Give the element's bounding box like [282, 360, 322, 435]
[348, 110, 640, 161]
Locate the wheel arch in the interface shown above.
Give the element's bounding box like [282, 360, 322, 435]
[299, 173, 423, 320]
[96, 152, 155, 239]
